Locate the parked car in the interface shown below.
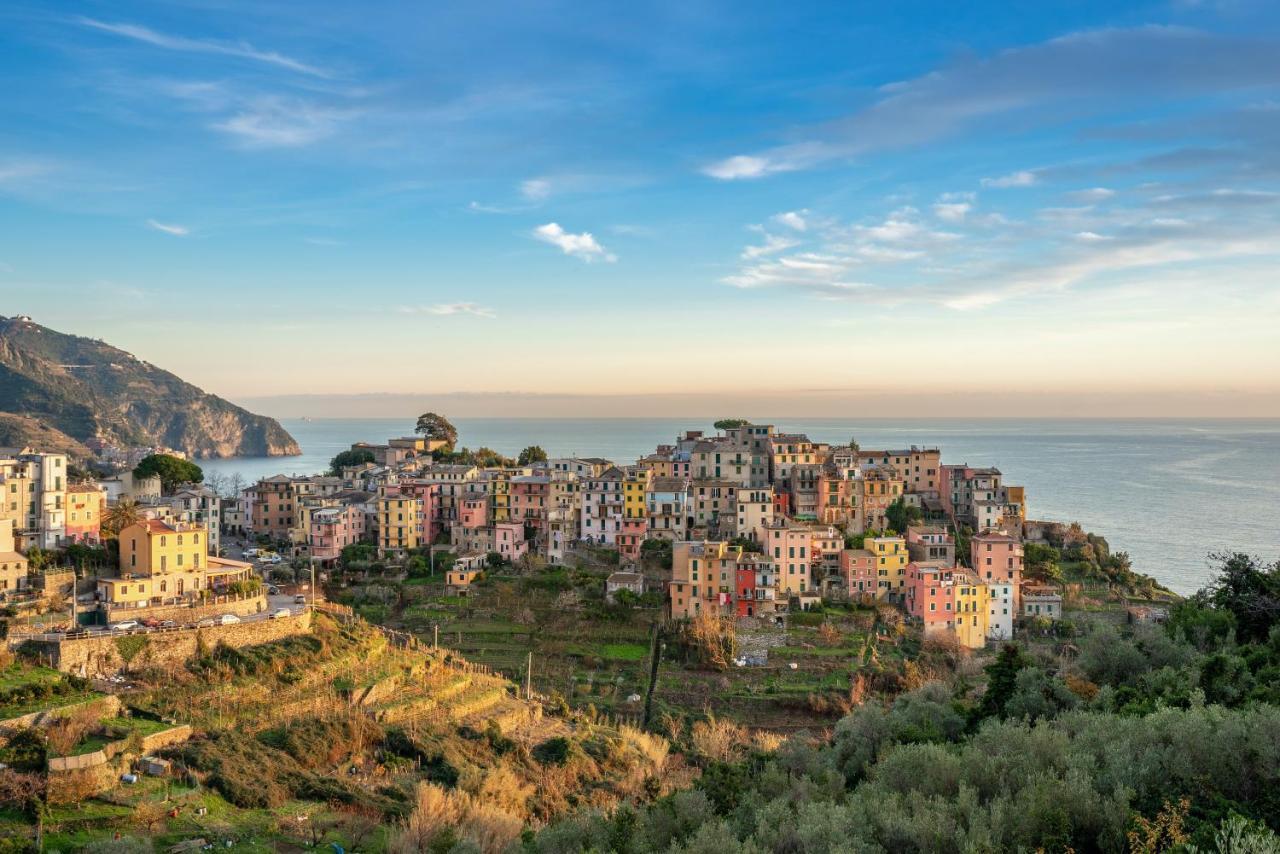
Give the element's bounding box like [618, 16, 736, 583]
[243, 548, 260, 558]
[266, 585, 280, 595]
[294, 594, 308, 604]
[159, 620, 177, 628]
[109, 620, 140, 632]
[218, 614, 241, 625]
[269, 608, 291, 619]
[196, 617, 217, 628]
[141, 618, 161, 628]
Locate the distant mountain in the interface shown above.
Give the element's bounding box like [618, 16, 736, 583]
[0, 315, 300, 459]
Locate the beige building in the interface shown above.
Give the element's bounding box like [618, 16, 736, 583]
[0, 518, 30, 598]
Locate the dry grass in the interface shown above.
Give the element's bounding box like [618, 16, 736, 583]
[685, 611, 738, 671]
[390, 781, 524, 854]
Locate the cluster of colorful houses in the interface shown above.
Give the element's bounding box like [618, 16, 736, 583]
[0, 423, 1063, 647]
[0, 448, 245, 618]
[229, 424, 1056, 648]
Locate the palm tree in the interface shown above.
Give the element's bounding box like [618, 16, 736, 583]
[101, 498, 143, 539]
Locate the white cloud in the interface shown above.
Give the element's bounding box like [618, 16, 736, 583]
[0, 160, 53, 184]
[520, 178, 552, 200]
[933, 201, 972, 222]
[533, 223, 617, 263]
[772, 210, 810, 231]
[1075, 231, 1112, 241]
[702, 155, 779, 180]
[742, 233, 800, 259]
[77, 18, 328, 77]
[213, 98, 350, 147]
[982, 170, 1038, 188]
[398, 303, 496, 319]
[700, 27, 1280, 178]
[146, 219, 189, 236]
[1068, 187, 1116, 202]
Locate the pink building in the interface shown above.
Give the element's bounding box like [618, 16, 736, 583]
[905, 561, 958, 631]
[840, 548, 878, 599]
[492, 521, 528, 561]
[617, 517, 647, 561]
[459, 492, 488, 528]
[310, 504, 367, 562]
[65, 484, 105, 544]
[971, 531, 1024, 605]
[510, 475, 550, 534]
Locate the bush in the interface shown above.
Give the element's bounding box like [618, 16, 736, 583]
[533, 736, 572, 766]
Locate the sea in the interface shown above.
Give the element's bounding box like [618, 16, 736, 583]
[197, 417, 1280, 596]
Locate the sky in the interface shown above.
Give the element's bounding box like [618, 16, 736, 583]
[1, 1, 1279, 417]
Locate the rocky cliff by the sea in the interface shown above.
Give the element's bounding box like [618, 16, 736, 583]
[0, 315, 299, 459]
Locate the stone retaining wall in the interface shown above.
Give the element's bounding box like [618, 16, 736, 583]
[0, 695, 121, 735]
[102, 593, 267, 625]
[27, 611, 312, 679]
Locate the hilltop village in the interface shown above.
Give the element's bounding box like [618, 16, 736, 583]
[0, 418, 1064, 651]
[6, 417, 1278, 854]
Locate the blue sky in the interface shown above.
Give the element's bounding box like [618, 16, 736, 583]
[1, 1, 1279, 414]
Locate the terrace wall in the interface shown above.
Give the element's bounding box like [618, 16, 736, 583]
[102, 592, 267, 624]
[27, 611, 312, 680]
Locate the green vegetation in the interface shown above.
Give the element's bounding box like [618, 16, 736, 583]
[132, 453, 202, 491]
[885, 496, 922, 533]
[713, 418, 748, 430]
[328, 447, 375, 474]
[0, 664, 96, 720]
[528, 551, 1280, 852]
[518, 445, 548, 465]
[414, 411, 457, 448]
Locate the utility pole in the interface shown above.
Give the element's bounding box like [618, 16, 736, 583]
[525, 651, 532, 700]
[433, 624, 438, 650]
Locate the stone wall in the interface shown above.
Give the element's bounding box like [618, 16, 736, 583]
[29, 611, 312, 679]
[102, 592, 267, 625]
[0, 695, 121, 735]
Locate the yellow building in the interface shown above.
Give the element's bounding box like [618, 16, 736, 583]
[867, 535, 909, 596]
[623, 468, 651, 519]
[953, 574, 989, 649]
[102, 519, 251, 608]
[488, 471, 511, 523]
[120, 519, 206, 575]
[376, 493, 421, 556]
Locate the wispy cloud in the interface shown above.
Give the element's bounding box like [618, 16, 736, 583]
[982, 170, 1038, 188]
[533, 223, 617, 263]
[213, 97, 352, 147]
[742, 232, 800, 259]
[398, 303, 496, 319]
[146, 219, 189, 236]
[0, 159, 54, 184]
[933, 201, 972, 222]
[724, 187, 1280, 311]
[1068, 187, 1116, 202]
[703, 154, 795, 181]
[77, 18, 329, 77]
[704, 26, 1280, 178]
[772, 210, 810, 231]
[520, 178, 552, 200]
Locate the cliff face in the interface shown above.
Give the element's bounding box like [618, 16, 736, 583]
[0, 316, 300, 459]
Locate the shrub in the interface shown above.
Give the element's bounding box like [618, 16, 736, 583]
[533, 736, 572, 766]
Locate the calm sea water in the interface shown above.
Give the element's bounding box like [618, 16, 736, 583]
[199, 418, 1280, 595]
